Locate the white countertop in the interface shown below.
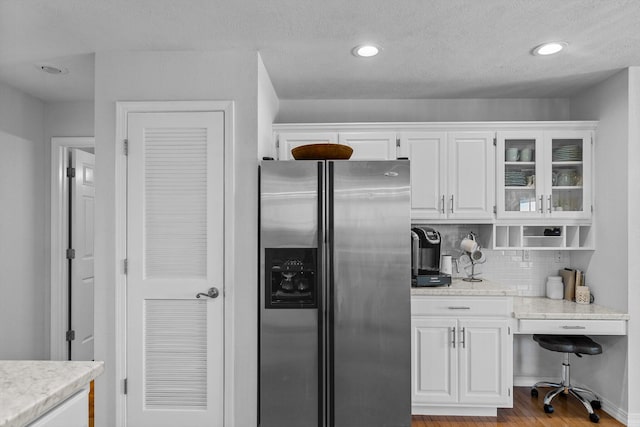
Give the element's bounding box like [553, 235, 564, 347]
[0, 360, 104, 427]
[411, 279, 517, 296]
[513, 296, 630, 320]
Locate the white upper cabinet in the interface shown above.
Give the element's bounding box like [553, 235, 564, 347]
[276, 131, 396, 160]
[277, 132, 338, 160]
[496, 129, 592, 220]
[447, 132, 495, 221]
[399, 132, 447, 220]
[400, 131, 494, 221]
[338, 132, 397, 160]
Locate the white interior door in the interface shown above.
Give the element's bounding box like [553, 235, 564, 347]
[126, 111, 225, 427]
[70, 149, 95, 361]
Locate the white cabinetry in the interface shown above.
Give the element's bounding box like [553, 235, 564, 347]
[338, 132, 397, 160]
[496, 130, 592, 220]
[411, 296, 512, 416]
[399, 131, 494, 221]
[276, 131, 396, 160]
[28, 386, 89, 427]
[277, 132, 338, 160]
[399, 132, 447, 219]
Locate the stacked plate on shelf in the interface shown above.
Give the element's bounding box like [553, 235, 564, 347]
[505, 170, 527, 186]
[552, 145, 581, 161]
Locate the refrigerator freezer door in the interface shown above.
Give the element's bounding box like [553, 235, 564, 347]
[260, 161, 323, 427]
[329, 161, 411, 427]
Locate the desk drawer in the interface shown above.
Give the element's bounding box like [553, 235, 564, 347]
[517, 319, 627, 335]
[412, 296, 511, 317]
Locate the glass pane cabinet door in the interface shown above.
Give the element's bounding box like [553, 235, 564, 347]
[548, 132, 591, 218]
[497, 133, 543, 218]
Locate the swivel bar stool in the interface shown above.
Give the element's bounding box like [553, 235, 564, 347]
[530, 334, 603, 423]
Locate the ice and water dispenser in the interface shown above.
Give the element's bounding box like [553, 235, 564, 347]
[264, 248, 317, 308]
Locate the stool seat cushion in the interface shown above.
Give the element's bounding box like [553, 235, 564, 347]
[534, 334, 602, 355]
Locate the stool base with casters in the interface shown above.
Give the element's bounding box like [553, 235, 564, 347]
[530, 335, 603, 423]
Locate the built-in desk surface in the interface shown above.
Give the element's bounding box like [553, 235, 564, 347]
[513, 297, 629, 320]
[513, 297, 629, 335]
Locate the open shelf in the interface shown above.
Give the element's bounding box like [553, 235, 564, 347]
[493, 224, 594, 250]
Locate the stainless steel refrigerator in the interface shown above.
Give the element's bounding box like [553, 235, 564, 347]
[259, 160, 411, 427]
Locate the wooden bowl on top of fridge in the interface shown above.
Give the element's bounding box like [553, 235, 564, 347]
[291, 143, 353, 160]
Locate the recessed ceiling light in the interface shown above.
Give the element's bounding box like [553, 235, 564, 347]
[352, 45, 381, 58]
[37, 64, 69, 75]
[532, 42, 567, 56]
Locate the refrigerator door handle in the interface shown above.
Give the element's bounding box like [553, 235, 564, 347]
[317, 161, 325, 427]
[326, 161, 335, 427]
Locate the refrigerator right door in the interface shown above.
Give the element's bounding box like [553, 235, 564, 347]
[329, 161, 411, 427]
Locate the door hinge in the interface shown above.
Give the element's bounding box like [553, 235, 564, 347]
[275, 137, 280, 149]
[66, 167, 76, 178]
[66, 330, 75, 341]
[508, 326, 511, 335]
[123, 259, 128, 275]
[66, 248, 76, 260]
[591, 205, 594, 213]
[493, 137, 497, 146]
[396, 138, 401, 147]
[508, 387, 511, 397]
[123, 378, 128, 395]
[493, 205, 497, 214]
[123, 139, 129, 156]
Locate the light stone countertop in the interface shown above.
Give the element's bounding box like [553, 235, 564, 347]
[411, 278, 517, 297]
[513, 296, 630, 320]
[0, 360, 104, 427]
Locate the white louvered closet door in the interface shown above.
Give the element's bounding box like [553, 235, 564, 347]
[127, 112, 224, 427]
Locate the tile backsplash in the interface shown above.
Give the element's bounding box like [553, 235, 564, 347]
[413, 224, 571, 296]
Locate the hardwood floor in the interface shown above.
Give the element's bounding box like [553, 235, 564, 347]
[412, 387, 623, 426]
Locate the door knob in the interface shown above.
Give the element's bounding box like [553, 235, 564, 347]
[196, 287, 219, 299]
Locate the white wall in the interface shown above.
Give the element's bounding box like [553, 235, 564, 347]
[570, 69, 631, 419]
[0, 81, 47, 360]
[626, 67, 640, 425]
[275, 98, 570, 123]
[93, 50, 259, 427]
[257, 53, 279, 160]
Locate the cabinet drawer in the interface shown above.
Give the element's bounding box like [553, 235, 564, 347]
[517, 319, 627, 335]
[412, 297, 511, 317]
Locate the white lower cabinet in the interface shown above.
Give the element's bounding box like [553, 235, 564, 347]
[411, 297, 513, 416]
[28, 386, 89, 427]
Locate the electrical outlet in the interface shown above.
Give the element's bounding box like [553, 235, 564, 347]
[555, 251, 562, 263]
[522, 250, 530, 261]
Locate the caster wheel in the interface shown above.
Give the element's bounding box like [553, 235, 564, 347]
[589, 413, 600, 423]
[531, 388, 538, 398]
[591, 400, 602, 410]
[544, 404, 554, 414]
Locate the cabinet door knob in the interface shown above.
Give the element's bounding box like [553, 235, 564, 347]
[451, 327, 456, 348]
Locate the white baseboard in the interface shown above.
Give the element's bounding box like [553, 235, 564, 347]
[514, 375, 629, 425]
[412, 405, 497, 417]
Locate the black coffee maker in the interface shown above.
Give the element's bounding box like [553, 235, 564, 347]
[411, 226, 451, 286]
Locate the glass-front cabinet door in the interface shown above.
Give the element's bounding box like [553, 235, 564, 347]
[545, 130, 592, 219]
[497, 130, 592, 220]
[496, 132, 544, 219]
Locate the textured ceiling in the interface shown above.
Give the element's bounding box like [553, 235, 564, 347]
[1, 0, 639, 102]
